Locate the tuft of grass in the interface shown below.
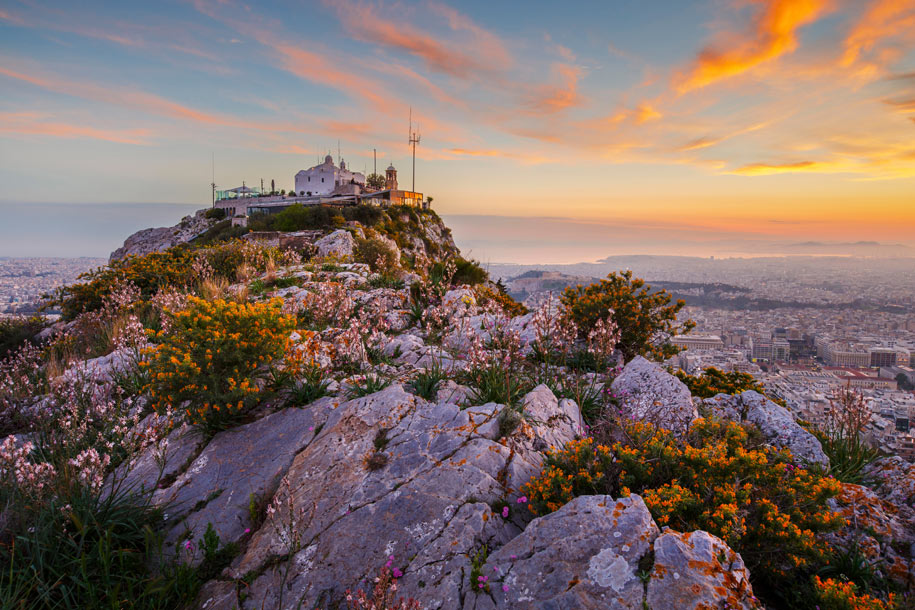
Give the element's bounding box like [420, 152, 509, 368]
[409, 361, 446, 401]
[464, 366, 531, 409]
[347, 373, 392, 398]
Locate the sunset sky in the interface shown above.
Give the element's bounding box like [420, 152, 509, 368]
[1, 0, 914, 261]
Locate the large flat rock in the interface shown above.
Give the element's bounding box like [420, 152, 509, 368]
[153, 405, 325, 555]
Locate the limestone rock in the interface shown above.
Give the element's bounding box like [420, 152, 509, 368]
[825, 482, 915, 589]
[611, 356, 698, 434]
[314, 229, 354, 259]
[153, 406, 325, 555]
[110, 209, 216, 262]
[117, 423, 205, 495]
[863, 456, 915, 510]
[703, 391, 829, 467]
[466, 495, 659, 609]
[647, 529, 758, 610]
[226, 384, 577, 609]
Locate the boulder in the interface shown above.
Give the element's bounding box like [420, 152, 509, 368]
[702, 391, 829, 467]
[611, 357, 698, 434]
[152, 406, 325, 556]
[465, 495, 658, 609]
[647, 530, 758, 610]
[314, 230, 354, 259]
[863, 456, 915, 510]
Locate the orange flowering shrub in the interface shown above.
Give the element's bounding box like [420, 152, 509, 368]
[523, 418, 844, 597]
[614, 418, 843, 579]
[812, 576, 896, 610]
[522, 438, 616, 516]
[144, 297, 294, 433]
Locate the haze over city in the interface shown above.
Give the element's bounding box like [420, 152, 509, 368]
[1, 0, 914, 261]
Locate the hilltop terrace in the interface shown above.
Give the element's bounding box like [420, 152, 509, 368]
[215, 155, 426, 222]
[215, 187, 425, 221]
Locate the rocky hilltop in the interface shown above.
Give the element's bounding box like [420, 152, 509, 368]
[2, 208, 913, 610]
[110, 209, 220, 262]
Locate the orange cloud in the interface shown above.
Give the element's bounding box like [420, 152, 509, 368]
[323, 0, 508, 79]
[676, 0, 831, 93]
[0, 112, 151, 144]
[528, 64, 584, 113]
[841, 0, 915, 67]
[732, 160, 823, 175]
[884, 97, 915, 111]
[677, 136, 724, 152]
[635, 103, 662, 124]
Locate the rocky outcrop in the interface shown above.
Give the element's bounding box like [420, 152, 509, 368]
[465, 494, 758, 610]
[150, 404, 329, 556]
[825, 482, 915, 590]
[110, 209, 217, 262]
[610, 356, 698, 434]
[702, 391, 829, 467]
[226, 384, 532, 609]
[647, 529, 757, 610]
[178, 381, 760, 610]
[314, 229, 355, 259]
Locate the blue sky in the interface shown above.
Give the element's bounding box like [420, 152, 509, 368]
[1, 0, 914, 261]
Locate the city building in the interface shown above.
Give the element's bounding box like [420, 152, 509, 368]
[671, 334, 724, 352]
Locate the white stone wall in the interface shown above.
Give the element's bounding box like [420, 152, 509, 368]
[294, 155, 366, 196]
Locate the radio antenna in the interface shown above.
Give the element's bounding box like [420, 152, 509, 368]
[408, 107, 421, 192]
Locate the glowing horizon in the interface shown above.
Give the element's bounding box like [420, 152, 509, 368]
[1, 0, 914, 259]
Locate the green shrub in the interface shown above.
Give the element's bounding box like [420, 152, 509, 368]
[355, 233, 399, 273]
[0, 315, 46, 360]
[204, 207, 226, 219]
[409, 361, 446, 401]
[145, 297, 294, 434]
[560, 270, 694, 361]
[674, 367, 765, 398]
[347, 373, 392, 398]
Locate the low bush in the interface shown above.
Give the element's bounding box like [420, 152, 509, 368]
[52, 240, 296, 320]
[473, 284, 527, 316]
[674, 367, 767, 398]
[812, 576, 896, 610]
[0, 315, 46, 361]
[144, 297, 294, 434]
[523, 438, 615, 515]
[523, 417, 845, 607]
[560, 270, 694, 361]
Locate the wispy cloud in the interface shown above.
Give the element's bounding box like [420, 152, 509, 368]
[0, 112, 151, 144]
[841, 0, 915, 68]
[675, 0, 831, 93]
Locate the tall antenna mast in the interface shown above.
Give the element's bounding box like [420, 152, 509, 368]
[210, 152, 216, 208]
[408, 107, 421, 192]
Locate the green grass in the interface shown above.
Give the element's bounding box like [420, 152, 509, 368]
[0, 485, 200, 609]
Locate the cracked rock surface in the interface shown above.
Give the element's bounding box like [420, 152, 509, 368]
[185, 383, 758, 610]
